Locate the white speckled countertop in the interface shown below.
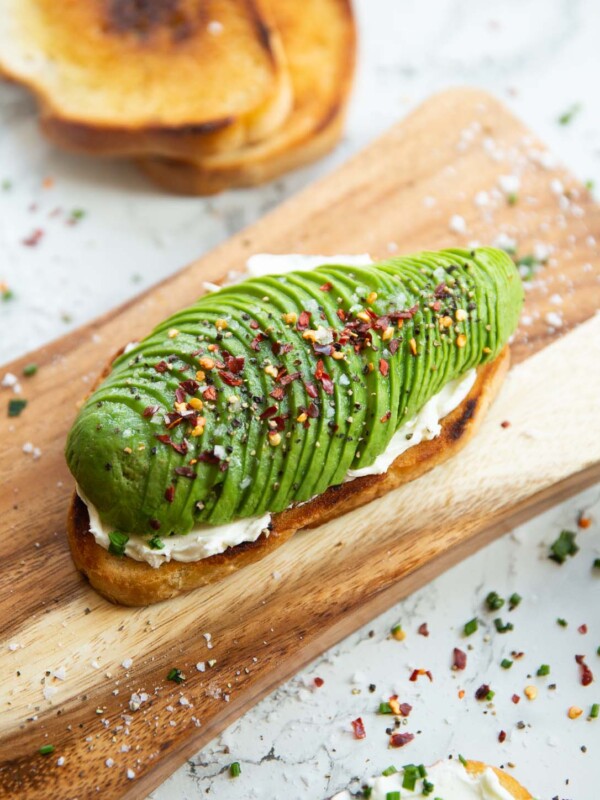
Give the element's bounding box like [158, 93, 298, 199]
[1, 1, 599, 797]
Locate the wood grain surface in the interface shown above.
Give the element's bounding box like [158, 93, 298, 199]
[1, 88, 599, 800]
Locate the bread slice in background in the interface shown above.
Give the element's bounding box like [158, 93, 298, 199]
[0, 0, 292, 158]
[137, 0, 356, 194]
[68, 348, 509, 606]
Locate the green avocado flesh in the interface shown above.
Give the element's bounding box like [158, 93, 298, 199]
[65, 248, 523, 537]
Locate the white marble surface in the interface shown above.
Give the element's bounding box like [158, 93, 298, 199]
[1, 0, 599, 797]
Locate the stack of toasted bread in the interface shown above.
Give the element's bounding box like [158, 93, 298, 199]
[0, 0, 356, 194]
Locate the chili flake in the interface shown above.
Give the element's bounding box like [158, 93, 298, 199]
[351, 717, 366, 739]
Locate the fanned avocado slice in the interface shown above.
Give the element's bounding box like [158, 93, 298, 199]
[65, 248, 523, 537]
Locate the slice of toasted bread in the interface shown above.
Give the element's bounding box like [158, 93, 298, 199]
[466, 761, 532, 799]
[137, 0, 356, 194]
[67, 347, 509, 606]
[0, 0, 292, 158]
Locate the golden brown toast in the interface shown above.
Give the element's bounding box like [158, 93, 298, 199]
[137, 0, 356, 194]
[467, 761, 533, 798]
[0, 0, 292, 158]
[68, 347, 509, 606]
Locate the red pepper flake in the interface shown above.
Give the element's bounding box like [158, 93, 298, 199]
[259, 405, 278, 420]
[314, 360, 334, 395]
[434, 282, 449, 298]
[500, 420, 511, 429]
[280, 371, 301, 386]
[305, 381, 318, 398]
[351, 717, 366, 739]
[389, 732, 414, 748]
[314, 677, 324, 688]
[418, 623, 429, 637]
[175, 387, 186, 404]
[22, 228, 44, 247]
[202, 386, 217, 401]
[142, 405, 160, 418]
[475, 684, 491, 701]
[391, 303, 419, 320]
[399, 703, 412, 717]
[431, 300, 442, 311]
[380, 410, 391, 423]
[226, 356, 245, 373]
[578, 624, 588, 635]
[179, 379, 200, 395]
[154, 361, 169, 373]
[453, 648, 467, 671]
[577, 513, 592, 529]
[337, 308, 346, 322]
[409, 669, 433, 682]
[320, 282, 333, 292]
[174, 466, 196, 478]
[198, 450, 229, 471]
[498, 730, 507, 743]
[307, 402, 320, 419]
[379, 359, 389, 377]
[164, 485, 175, 503]
[270, 387, 285, 401]
[250, 334, 264, 351]
[389, 339, 400, 355]
[575, 655, 594, 686]
[149, 518, 161, 530]
[219, 370, 243, 387]
[156, 434, 188, 455]
[249, 320, 260, 330]
[511, 694, 521, 704]
[297, 311, 311, 331]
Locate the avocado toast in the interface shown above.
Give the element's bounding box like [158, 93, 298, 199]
[66, 248, 523, 605]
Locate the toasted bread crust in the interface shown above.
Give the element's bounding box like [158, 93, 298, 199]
[137, 0, 356, 194]
[466, 761, 532, 798]
[67, 347, 509, 606]
[0, 0, 292, 158]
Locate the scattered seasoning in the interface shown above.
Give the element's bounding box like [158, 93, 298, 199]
[39, 745, 55, 756]
[578, 624, 588, 635]
[511, 694, 521, 704]
[8, 398, 27, 417]
[590, 703, 599, 719]
[166, 668, 185, 684]
[458, 754, 467, 767]
[381, 766, 398, 776]
[401, 764, 426, 790]
[498, 730, 507, 743]
[485, 591, 505, 611]
[501, 658, 513, 670]
[70, 208, 86, 223]
[558, 103, 581, 125]
[578, 513, 592, 529]
[453, 648, 467, 670]
[409, 668, 433, 683]
[464, 618, 478, 636]
[537, 664, 551, 676]
[351, 717, 366, 739]
[524, 685, 537, 701]
[568, 706, 583, 719]
[108, 531, 128, 557]
[389, 732, 414, 748]
[229, 762, 241, 778]
[22, 363, 38, 377]
[417, 623, 429, 637]
[148, 535, 164, 550]
[313, 677, 324, 688]
[500, 420, 511, 429]
[391, 624, 406, 641]
[549, 530, 579, 564]
[475, 684, 492, 701]
[508, 592, 522, 610]
[22, 228, 44, 247]
[593, 558, 600, 569]
[575, 655, 594, 686]
[557, 618, 568, 627]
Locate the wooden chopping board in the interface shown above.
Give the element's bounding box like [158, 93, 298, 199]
[1, 88, 599, 800]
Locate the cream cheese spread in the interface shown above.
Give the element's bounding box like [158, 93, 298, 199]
[332, 760, 516, 800]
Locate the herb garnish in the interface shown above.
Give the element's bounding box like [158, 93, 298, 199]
[8, 398, 27, 417]
[39, 744, 55, 755]
[464, 618, 478, 636]
[494, 618, 514, 634]
[549, 530, 579, 564]
[166, 667, 185, 683]
[485, 591, 504, 611]
[501, 658, 513, 669]
[148, 535, 164, 550]
[537, 664, 551, 676]
[558, 103, 581, 125]
[23, 363, 38, 377]
[229, 762, 241, 778]
[108, 530, 128, 557]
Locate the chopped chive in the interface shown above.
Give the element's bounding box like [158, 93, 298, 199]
[1, 288, 14, 301]
[494, 618, 514, 634]
[166, 667, 185, 684]
[378, 702, 393, 714]
[585, 179, 595, 192]
[558, 103, 581, 125]
[71, 208, 86, 221]
[108, 530, 128, 557]
[39, 744, 55, 755]
[593, 558, 600, 570]
[362, 789, 373, 799]
[1, 179, 12, 190]
[381, 765, 398, 777]
[590, 704, 599, 719]
[557, 618, 568, 627]
[385, 793, 400, 800]
[537, 664, 550, 676]
[229, 762, 241, 778]
[507, 193, 519, 206]
[402, 764, 418, 789]
[458, 754, 467, 767]
[485, 591, 505, 612]
[422, 778, 435, 795]
[501, 658, 513, 669]
[464, 618, 478, 636]
[508, 592, 522, 610]
[148, 534, 164, 550]
[549, 530, 579, 564]
[23, 363, 38, 377]
[8, 398, 27, 417]
[486, 689, 495, 701]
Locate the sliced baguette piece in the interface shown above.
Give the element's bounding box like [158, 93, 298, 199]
[466, 761, 532, 799]
[0, 0, 292, 158]
[137, 0, 356, 194]
[68, 347, 509, 606]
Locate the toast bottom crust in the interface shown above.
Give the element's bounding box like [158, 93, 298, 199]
[67, 348, 509, 606]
